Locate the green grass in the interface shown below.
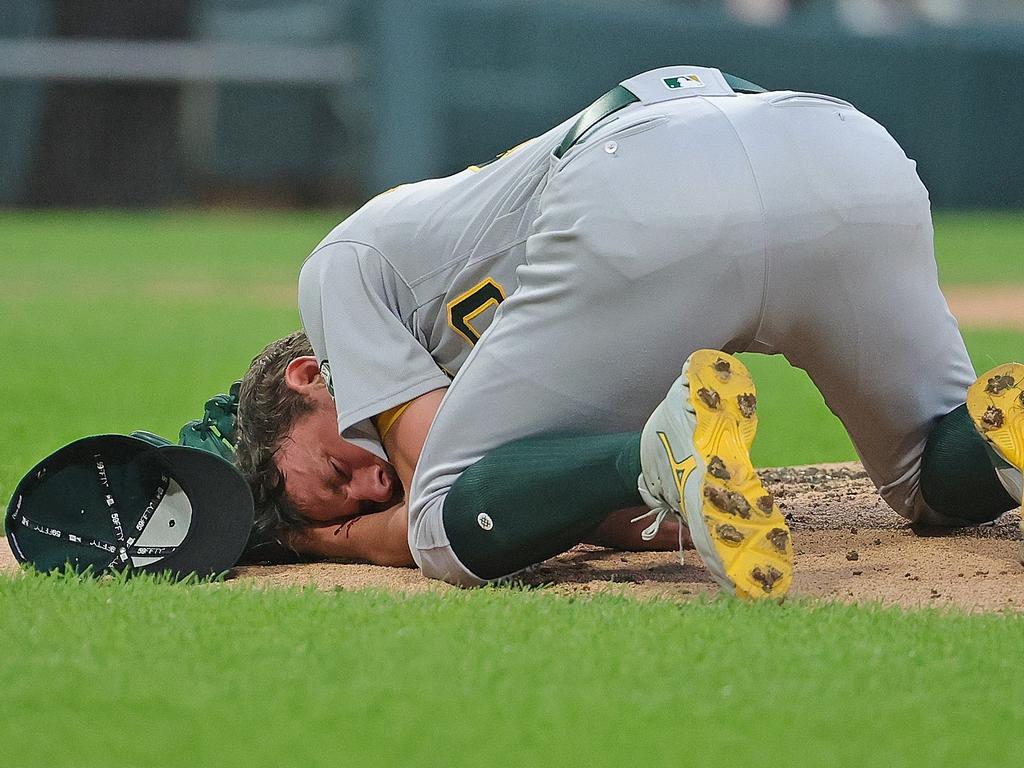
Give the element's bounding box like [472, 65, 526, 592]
[3, 571, 1024, 768]
[1, 210, 1023, 766]
[933, 211, 1024, 284]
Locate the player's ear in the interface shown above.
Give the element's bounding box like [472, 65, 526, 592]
[284, 356, 325, 394]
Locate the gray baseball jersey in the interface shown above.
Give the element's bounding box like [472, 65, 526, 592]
[299, 66, 975, 585]
[299, 114, 572, 457]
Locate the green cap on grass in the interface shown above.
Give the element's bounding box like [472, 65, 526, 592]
[5, 434, 254, 579]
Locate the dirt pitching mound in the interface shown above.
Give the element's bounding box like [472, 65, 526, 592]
[3, 463, 1021, 612]
[224, 462, 1023, 612]
[945, 285, 1024, 330]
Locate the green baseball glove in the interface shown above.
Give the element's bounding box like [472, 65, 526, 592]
[178, 381, 241, 461]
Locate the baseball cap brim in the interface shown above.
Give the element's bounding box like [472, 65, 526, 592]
[139, 444, 254, 578]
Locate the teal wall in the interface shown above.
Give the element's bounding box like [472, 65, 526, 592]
[2, 0, 1023, 208]
[0, 0, 52, 205]
[370, 0, 1024, 209]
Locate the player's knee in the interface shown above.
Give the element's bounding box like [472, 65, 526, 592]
[415, 544, 488, 587]
[919, 404, 1017, 525]
[408, 491, 489, 587]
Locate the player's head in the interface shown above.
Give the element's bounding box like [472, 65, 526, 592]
[235, 331, 400, 542]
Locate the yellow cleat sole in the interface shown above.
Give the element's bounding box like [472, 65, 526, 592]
[685, 350, 794, 599]
[967, 362, 1024, 476]
[967, 361, 1024, 556]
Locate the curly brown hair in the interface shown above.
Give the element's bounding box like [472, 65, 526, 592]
[235, 330, 317, 538]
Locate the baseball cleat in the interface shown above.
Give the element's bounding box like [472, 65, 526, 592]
[966, 362, 1024, 508]
[637, 349, 794, 599]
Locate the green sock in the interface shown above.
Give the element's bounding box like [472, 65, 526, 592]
[920, 403, 1017, 524]
[442, 432, 643, 580]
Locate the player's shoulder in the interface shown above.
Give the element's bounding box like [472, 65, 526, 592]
[300, 233, 388, 288]
[308, 175, 451, 257]
[313, 207, 381, 253]
[342, 171, 464, 230]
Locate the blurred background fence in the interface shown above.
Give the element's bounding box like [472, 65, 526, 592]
[2, 0, 1023, 209]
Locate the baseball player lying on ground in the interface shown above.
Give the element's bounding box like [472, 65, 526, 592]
[234, 66, 1024, 599]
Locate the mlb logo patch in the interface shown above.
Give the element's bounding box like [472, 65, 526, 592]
[663, 74, 704, 89]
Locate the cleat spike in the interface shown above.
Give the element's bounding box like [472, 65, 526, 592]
[982, 406, 1005, 431]
[698, 387, 721, 409]
[716, 524, 745, 544]
[737, 394, 757, 418]
[756, 494, 775, 515]
[708, 456, 731, 480]
[766, 528, 790, 553]
[986, 374, 1016, 396]
[704, 485, 752, 519]
[751, 565, 784, 592]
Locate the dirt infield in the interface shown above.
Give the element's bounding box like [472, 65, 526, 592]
[944, 285, 1024, 330]
[4, 462, 1019, 612]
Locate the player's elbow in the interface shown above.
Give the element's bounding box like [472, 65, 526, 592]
[381, 542, 416, 568]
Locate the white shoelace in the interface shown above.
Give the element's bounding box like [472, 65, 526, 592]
[630, 506, 686, 565]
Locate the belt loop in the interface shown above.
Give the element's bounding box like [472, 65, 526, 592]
[554, 85, 639, 159]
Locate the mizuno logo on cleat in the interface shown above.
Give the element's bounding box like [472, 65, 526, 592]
[656, 431, 697, 498]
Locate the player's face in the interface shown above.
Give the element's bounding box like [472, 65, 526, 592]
[275, 390, 401, 524]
